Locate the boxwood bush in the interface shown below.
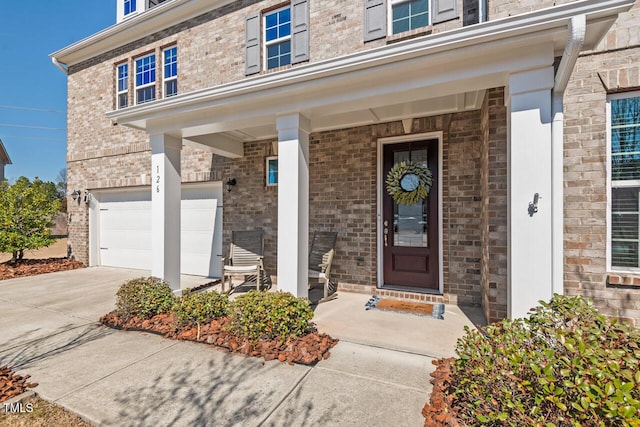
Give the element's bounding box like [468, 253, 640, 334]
[228, 290, 314, 343]
[115, 277, 175, 320]
[450, 294, 640, 426]
[172, 289, 229, 327]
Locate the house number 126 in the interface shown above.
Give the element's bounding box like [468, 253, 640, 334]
[156, 165, 161, 193]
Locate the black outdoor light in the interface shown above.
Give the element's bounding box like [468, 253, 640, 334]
[71, 190, 81, 202]
[226, 178, 237, 192]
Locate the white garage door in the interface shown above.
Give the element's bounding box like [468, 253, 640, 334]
[97, 184, 222, 277]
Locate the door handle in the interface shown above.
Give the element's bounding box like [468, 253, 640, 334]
[383, 226, 389, 247]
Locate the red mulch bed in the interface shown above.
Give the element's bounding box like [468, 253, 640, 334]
[0, 365, 38, 403]
[0, 258, 84, 281]
[99, 311, 339, 365]
[422, 358, 463, 427]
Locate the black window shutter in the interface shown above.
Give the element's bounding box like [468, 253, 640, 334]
[291, 0, 310, 64]
[364, 0, 386, 42]
[432, 0, 459, 24]
[245, 12, 261, 75]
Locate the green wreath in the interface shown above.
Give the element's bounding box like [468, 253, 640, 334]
[385, 161, 433, 205]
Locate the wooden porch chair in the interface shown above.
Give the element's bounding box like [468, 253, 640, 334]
[222, 229, 267, 293]
[308, 231, 338, 303]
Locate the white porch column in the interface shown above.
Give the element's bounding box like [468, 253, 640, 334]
[150, 133, 182, 291]
[276, 114, 310, 298]
[507, 67, 555, 319]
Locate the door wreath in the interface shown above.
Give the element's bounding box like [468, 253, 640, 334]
[385, 161, 433, 205]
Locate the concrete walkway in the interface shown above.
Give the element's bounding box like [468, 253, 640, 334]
[0, 267, 484, 426]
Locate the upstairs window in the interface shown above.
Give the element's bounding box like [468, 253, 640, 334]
[390, 0, 429, 34]
[124, 0, 137, 16]
[163, 46, 178, 98]
[135, 54, 156, 104]
[609, 93, 640, 270]
[264, 7, 291, 70]
[116, 63, 129, 109]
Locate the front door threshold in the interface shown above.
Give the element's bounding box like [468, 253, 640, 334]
[377, 284, 442, 295]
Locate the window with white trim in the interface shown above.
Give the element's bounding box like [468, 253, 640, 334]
[390, 0, 429, 34]
[266, 156, 278, 186]
[124, 0, 137, 16]
[163, 46, 178, 98]
[609, 92, 640, 270]
[264, 6, 291, 70]
[116, 63, 129, 109]
[135, 54, 156, 104]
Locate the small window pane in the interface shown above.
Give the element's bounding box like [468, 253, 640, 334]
[267, 157, 278, 186]
[280, 23, 291, 38]
[266, 27, 278, 41]
[266, 40, 291, 70]
[165, 80, 178, 98]
[118, 93, 128, 109]
[612, 241, 639, 268]
[265, 13, 277, 29]
[137, 86, 156, 104]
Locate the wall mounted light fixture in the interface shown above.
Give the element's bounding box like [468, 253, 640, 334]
[71, 190, 81, 202]
[226, 178, 237, 193]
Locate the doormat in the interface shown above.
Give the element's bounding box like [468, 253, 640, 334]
[365, 296, 445, 319]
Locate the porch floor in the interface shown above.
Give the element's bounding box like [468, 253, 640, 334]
[204, 277, 487, 358]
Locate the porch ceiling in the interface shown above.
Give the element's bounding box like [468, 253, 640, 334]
[105, 0, 633, 154]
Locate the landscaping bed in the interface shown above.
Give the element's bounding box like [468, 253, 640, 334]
[100, 311, 338, 365]
[0, 366, 37, 403]
[101, 277, 339, 366]
[421, 295, 640, 427]
[0, 396, 92, 427]
[0, 258, 84, 281]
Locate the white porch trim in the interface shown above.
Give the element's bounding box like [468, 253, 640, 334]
[376, 132, 444, 294]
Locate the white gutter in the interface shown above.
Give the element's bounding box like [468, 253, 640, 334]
[51, 57, 69, 75]
[551, 14, 586, 296]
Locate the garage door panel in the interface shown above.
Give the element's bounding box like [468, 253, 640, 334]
[97, 185, 222, 277]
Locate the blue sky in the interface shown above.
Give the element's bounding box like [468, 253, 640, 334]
[0, 1, 114, 183]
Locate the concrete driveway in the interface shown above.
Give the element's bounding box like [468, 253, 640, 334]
[0, 267, 480, 426]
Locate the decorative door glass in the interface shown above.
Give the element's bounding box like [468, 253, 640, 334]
[393, 148, 428, 248]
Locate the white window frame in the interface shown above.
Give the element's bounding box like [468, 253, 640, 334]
[135, 53, 156, 105]
[116, 62, 129, 109]
[263, 5, 292, 71]
[266, 156, 278, 186]
[607, 90, 640, 273]
[162, 46, 178, 99]
[388, 0, 431, 36]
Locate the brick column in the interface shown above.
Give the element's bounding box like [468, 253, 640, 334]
[150, 133, 182, 292]
[276, 114, 310, 298]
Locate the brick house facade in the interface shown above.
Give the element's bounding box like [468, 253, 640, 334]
[52, 0, 640, 325]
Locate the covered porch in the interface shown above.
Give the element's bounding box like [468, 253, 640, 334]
[106, 0, 629, 320]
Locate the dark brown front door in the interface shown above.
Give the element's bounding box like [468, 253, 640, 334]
[382, 140, 439, 291]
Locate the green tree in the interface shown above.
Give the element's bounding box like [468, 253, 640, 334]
[0, 177, 61, 264]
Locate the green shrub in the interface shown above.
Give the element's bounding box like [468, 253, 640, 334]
[228, 291, 314, 343]
[450, 294, 640, 426]
[115, 277, 175, 320]
[173, 289, 229, 327]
